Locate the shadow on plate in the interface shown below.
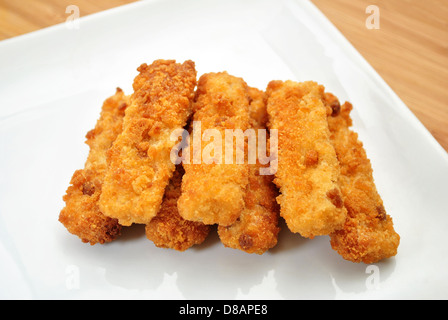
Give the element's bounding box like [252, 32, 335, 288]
[59, 217, 397, 299]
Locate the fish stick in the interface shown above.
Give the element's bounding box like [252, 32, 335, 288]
[177, 72, 250, 226]
[99, 60, 197, 226]
[265, 80, 347, 238]
[145, 165, 211, 251]
[324, 93, 400, 263]
[218, 87, 280, 254]
[59, 88, 129, 244]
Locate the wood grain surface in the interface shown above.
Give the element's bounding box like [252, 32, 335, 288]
[1, 0, 447, 152]
[311, 0, 448, 153]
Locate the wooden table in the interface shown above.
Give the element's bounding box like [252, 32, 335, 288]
[1, 0, 447, 152]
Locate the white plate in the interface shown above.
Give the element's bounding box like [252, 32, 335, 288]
[1, 0, 447, 300]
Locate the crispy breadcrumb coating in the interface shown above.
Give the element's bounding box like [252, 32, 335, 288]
[99, 60, 197, 226]
[59, 57, 399, 262]
[325, 93, 400, 263]
[145, 165, 211, 251]
[265, 80, 347, 238]
[218, 87, 280, 254]
[59, 88, 128, 244]
[177, 72, 250, 226]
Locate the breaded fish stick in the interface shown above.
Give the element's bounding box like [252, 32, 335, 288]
[177, 72, 250, 226]
[145, 165, 211, 251]
[265, 80, 347, 238]
[324, 93, 400, 263]
[59, 88, 129, 244]
[218, 87, 280, 254]
[99, 60, 197, 226]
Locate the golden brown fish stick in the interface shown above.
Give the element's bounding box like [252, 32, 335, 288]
[218, 87, 280, 254]
[145, 165, 211, 251]
[265, 80, 347, 238]
[325, 93, 400, 263]
[59, 88, 129, 244]
[177, 72, 250, 226]
[99, 60, 197, 226]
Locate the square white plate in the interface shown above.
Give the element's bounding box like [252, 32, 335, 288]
[1, 0, 447, 300]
